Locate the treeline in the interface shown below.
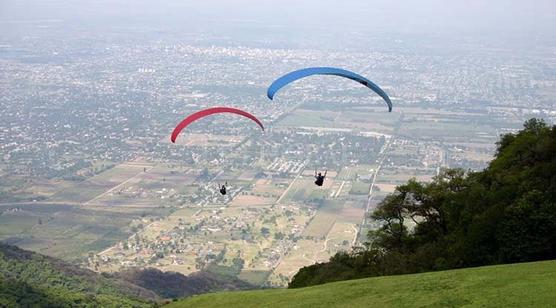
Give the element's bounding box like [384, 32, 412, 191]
[290, 119, 556, 288]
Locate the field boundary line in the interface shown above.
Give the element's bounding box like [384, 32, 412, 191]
[83, 166, 155, 206]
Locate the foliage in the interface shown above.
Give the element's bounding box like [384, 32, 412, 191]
[290, 119, 556, 288]
[0, 244, 156, 307]
[117, 268, 252, 300]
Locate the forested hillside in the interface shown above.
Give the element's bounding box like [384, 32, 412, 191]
[291, 119, 556, 288]
[0, 243, 255, 307]
[116, 267, 253, 299]
[0, 244, 157, 307]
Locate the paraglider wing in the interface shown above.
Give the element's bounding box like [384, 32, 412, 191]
[171, 107, 264, 143]
[267, 67, 392, 112]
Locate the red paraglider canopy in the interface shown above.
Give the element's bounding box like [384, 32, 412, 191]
[171, 107, 264, 143]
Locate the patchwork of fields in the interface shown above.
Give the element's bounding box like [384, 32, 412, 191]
[0, 102, 517, 287]
[0, 153, 369, 287]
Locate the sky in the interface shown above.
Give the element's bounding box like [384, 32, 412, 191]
[1, 0, 555, 44]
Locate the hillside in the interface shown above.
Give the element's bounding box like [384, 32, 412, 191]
[0, 244, 157, 307]
[0, 243, 258, 306]
[116, 267, 253, 299]
[169, 260, 556, 308]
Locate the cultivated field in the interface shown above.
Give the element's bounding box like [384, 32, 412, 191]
[0, 204, 169, 260]
[302, 211, 337, 238]
[277, 106, 399, 134]
[50, 163, 152, 204]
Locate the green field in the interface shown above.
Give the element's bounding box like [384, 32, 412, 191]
[399, 119, 497, 140]
[302, 211, 336, 238]
[282, 178, 321, 203]
[276, 107, 398, 133]
[169, 260, 556, 308]
[238, 270, 271, 286]
[303, 200, 348, 238]
[348, 181, 369, 195]
[0, 204, 168, 260]
[277, 110, 338, 127]
[50, 164, 146, 203]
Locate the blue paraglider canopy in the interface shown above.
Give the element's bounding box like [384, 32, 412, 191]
[267, 67, 392, 112]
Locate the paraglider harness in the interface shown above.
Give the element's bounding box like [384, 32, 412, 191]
[219, 182, 227, 195]
[314, 170, 327, 187]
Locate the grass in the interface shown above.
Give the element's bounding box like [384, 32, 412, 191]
[349, 181, 369, 195]
[399, 120, 497, 140]
[277, 110, 338, 128]
[168, 260, 556, 308]
[302, 212, 336, 238]
[281, 179, 313, 203]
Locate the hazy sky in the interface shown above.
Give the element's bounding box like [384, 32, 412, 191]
[1, 0, 555, 41]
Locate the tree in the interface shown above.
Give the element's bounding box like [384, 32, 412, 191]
[274, 232, 285, 240]
[261, 227, 270, 237]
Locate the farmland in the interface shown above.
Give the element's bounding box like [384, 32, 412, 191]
[0, 96, 530, 288]
[12, 137, 376, 287]
[0, 203, 169, 260]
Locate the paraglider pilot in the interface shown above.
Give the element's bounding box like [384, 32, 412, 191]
[314, 170, 327, 187]
[219, 182, 228, 195]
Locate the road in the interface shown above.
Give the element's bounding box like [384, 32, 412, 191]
[276, 166, 305, 204]
[83, 166, 155, 206]
[354, 111, 404, 244]
[365, 136, 393, 214]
